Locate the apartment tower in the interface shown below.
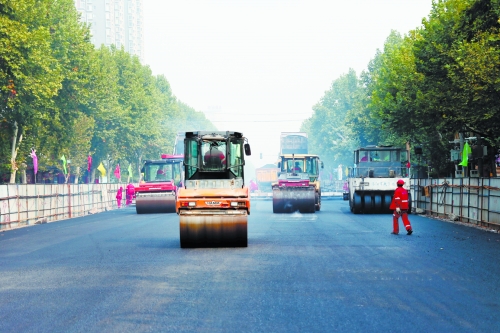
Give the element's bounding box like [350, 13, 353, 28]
[74, 0, 144, 62]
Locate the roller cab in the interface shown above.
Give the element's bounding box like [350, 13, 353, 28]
[176, 131, 252, 248]
[135, 154, 183, 214]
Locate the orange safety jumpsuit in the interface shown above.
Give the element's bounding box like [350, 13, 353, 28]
[389, 186, 412, 234]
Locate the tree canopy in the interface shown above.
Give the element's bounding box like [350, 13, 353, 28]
[303, 0, 500, 177]
[0, 0, 215, 183]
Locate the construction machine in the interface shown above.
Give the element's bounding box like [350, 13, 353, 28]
[272, 133, 323, 213]
[173, 132, 185, 155]
[176, 131, 252, 248]
[255, 164, 279, 193]
[347, 146, 411, 213]
[134, 154, 184, 214]
[273, 154, 323, 213]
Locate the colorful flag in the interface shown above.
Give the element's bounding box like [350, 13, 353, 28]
[87, 155, 92, 172]
[30, 149, 38, 175]
[97, 162, 106, 177]
[459, 142, 472, 167]
[127, 163, 133, 179]
[60, 155, 67, 174]
[114, 164, 121, 180]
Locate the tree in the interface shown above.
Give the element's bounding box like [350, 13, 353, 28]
[302, 69, 361, 170]
[0, 0, 66, 182]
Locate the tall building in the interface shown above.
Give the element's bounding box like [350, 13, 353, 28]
[74, 0, 144, 62]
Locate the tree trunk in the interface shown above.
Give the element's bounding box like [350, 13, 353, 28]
[9, 121, 22, 184]
[21, 163, 27, 184]
[74, 166, 80, 184]
[136, 153, 143, 182]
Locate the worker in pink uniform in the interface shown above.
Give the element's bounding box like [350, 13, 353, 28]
[126, 183, 135, 206]
[116, 186, 123, 208]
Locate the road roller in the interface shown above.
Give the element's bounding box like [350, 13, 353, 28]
[347, 146, 411, 214]
[272, 154, 323, 213]
[176, 131, 252, 248]
[135, 154, 184, 214]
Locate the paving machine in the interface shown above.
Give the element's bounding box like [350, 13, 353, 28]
[173, 131, 185, 155]
[176, 131, 252, 248]
[135, 154, 184, 214]
[273, 154, 323, 213]
[272, 132, 323, 213]
[347, 146, 411, 214]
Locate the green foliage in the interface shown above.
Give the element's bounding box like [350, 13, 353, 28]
[303, 0, 500, 177]
[302, 69, 361, 171]
[0, 0, 216, 183]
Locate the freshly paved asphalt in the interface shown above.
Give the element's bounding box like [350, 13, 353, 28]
[0, 198, 499, 333]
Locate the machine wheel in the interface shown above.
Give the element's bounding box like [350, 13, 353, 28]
[272, 188, 283, 213]
[135, 193, 176, 214]
[383, 194, 393, 213]
[353, 192, 363, 214]
[179, 211, 248, 248]
[407, 193, 412, 214]
[273, 198, 283, 213]
[373, 194, 382, 213]
[315, 192, 320, 211]
[364, 194, 373, 213]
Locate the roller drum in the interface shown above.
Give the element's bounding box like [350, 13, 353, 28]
[179, 210, 248, 248]
[135, 192, 176, 214]
[273, 187, 316, 213]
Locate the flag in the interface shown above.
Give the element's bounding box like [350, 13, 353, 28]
[30, 149, 38, 175]
[87, 155, 92, 172]
[97, 162, 106, 177]
[114, 164, 121, 180]
[127, 163, 133, 179]
[60, 155, 67, 174]
[459, 142, 472, 167]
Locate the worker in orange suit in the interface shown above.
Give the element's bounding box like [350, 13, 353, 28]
[390, 179, 413, 235]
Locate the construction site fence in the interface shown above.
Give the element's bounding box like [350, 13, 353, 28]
[411, 177, 500, 231]
[0, 183, 127, 231]
[3, 179, 499, 231]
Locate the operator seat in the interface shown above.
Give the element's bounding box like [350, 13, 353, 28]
[205, 156, 223, 170]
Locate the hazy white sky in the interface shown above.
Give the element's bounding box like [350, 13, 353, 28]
[143, 0, 434, 168]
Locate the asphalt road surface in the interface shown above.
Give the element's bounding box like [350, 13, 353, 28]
[1, 198, 499, 333]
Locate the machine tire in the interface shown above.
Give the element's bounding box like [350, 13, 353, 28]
[273, 197, 283, 213]
[373, 194, 382, 213]
[179, 211, 248, 248]
[353, 192, 363, 214]
[364, 194, 373, 213]
[383, 194, 393, 213]
[315, 192, 320, 211]
[407, 192, 412, 214]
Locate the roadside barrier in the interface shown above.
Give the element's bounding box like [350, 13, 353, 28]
[411, 177, 500, 231]
[0, 183, 127, 230]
